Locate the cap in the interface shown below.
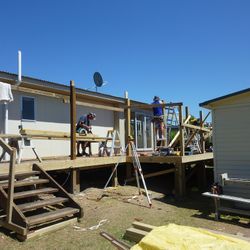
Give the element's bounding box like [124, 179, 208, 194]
[153, 96, 160, 101]
[88, 112, 96, 120]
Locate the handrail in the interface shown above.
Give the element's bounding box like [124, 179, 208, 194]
[0, 138, 16, 223]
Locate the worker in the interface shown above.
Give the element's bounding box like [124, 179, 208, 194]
[76, 112, 96, 156]
[152, 96, 164, 141]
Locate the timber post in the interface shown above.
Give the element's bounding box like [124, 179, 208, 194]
[199, 110, 205, 153]
[178, 105, 185, 156]
[124, 91, 132, 179]
[197, 162, 207, 190]
[124, 91, 131, 156]
[175, 162, 186, 198]
[70, 80, 80, 193]
[70, 80, 76, 160]
[7, 148, 16, 223]
[162, 100, 167, 147]
[71, 168, 80, 194]
[185, 106, 190, 139]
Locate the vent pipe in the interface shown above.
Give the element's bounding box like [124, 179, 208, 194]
[16, 50, 22, 85]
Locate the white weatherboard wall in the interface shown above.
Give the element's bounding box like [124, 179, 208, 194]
[7, 91, 114, 159]
[213, 103, 250, 199]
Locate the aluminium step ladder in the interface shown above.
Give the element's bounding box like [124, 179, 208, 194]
[99, 130, 124, 157]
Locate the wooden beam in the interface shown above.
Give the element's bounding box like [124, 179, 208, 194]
[185, 106, 189, 120]
[182, 123, 211, 133]
[70, 80, 76, 160]
[175, 163, 186, 198]
[126, 102, 183, 109]
[18, 218, 78, 241]
[7, 149, 16, 223]
[124, 96, 131, 156]
[125, 168, 175, 182]
[178, 105, 185, 156]
[12, 83, 124, 112]
[124, 227, 148, 243]
[71, 169, 80, 194]
[185, 112, 212, 148]
[11, 85, 66, 99]
[19, 129, 112, 141]
[168, 131, 180, 148]
[162, 101, 167, 147]
[199, 111, 205, 153]
[63, 99, 124, 112]
[168, 115, 191, 148]
[0, 138, 13, 153]
[132, 221, 156, 232]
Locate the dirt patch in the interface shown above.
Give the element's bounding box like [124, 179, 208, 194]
[0, 186, 249, 249]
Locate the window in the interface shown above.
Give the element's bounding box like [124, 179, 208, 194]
[22, 97, 35, 120]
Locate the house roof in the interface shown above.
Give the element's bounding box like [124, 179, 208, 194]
[200, 88, 250, 109]
[0, 70, 126, 104]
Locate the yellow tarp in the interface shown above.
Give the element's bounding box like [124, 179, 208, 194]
[131, 224, 250, 250]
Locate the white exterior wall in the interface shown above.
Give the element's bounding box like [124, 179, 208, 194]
[213, 103, 250, 198]
[7, 91, 115, 159]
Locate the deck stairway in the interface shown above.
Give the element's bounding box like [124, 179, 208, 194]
[0, 163, 83, 241]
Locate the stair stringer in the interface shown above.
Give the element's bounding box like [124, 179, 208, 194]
[0, 187, 28, 236]
[32, 164, 84, 219]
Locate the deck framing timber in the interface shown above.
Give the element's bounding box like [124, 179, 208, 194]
[0, 153, 213, 197]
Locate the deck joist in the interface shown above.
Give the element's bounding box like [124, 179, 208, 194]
[0, 153, 213, 175]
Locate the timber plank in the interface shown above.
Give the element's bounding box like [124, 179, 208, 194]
[0, 179, 49, 189]
[0, 171, 40, 181]
[124, 227, 148, 243]
[14, 187, 58, 199]
[27, 207, 79, 226]
[17, 218, 78, 241]
[18, 197, 68, 212]
[132, 221, 156, 232]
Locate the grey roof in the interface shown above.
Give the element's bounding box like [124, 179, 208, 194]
[200, 88, 250, 107]
[0, 70, 125, 104]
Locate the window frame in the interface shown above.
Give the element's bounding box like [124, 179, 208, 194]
[21, 96, 36, 122]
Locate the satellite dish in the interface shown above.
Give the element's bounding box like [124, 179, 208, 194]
[93, 72, 103, 87]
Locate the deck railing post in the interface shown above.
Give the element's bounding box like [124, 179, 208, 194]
[199, 111, 205, 153]
[124, 92, 131, 156]
[70, 80, 76, 160]
[178, 105, 185, 156]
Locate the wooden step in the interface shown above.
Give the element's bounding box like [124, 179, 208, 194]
[27, 207, 79, 226]
[0, 179, 49, 189]
[18, 197, 69, 212]
[14, 187, 58, 199]
[0, 171, 40, 181]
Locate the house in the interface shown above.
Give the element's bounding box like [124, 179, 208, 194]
[200, 88, 250, 199]
[0, 71, 154, 159]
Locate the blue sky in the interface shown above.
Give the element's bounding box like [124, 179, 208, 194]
[1, 0, 249, 117]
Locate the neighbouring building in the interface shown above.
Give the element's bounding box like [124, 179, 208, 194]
[200, 88, 250, 198]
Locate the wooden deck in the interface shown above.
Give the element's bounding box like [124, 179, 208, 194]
[0, 153, 213, 175]
[0, 152, 213, 197]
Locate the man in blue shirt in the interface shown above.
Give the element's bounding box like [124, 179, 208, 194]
[152, 96, 164, 140]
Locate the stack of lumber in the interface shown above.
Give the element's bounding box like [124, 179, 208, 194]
[19, 129, 112, 141]
[124, 221, 155, 243]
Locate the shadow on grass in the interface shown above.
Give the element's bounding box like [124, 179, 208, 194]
[154, 191, 250, 228]
[0, 226, 18, 241]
